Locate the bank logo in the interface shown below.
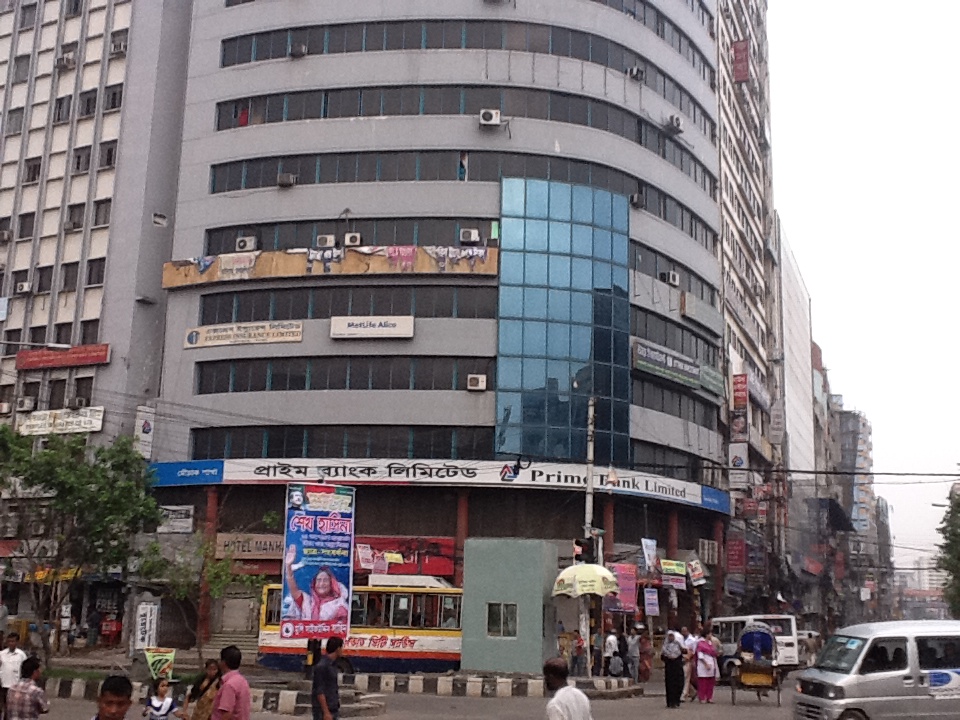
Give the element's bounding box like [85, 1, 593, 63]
[731, 453, 746, 468]
[500, 464, 518, 482]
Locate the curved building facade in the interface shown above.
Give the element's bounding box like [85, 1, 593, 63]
[156, 0, 727, 610]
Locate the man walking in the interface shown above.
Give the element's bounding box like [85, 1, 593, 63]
[312, 638, 343, 720]
[602, 629, 617, 676]
[544, 657, 592, 720]
[625, 627, 641, 682]
[682, 626, 701, 701]
[4, 658, 47, 720]
[212, 646, 250, 720]
[0, 633, 27, 719]
[91, 675, 133, 720]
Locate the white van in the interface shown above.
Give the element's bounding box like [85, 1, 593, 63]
[712, 614, 800, 673]
[795, 620, 960, 720]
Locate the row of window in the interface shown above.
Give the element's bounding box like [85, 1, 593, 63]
[630, 307, 720, 369]
[191, 425, 495, 461]
[20, 141, 117, 185]
[4, 86, 123, 136]
[631, 242, 717, 307]
[219, 21, 715, 137]
[197, 356, 495, 395]
[2, 321, 99, 356]
[218, 84, 715, 197]
[0, 199, 111, 240]
[632, 439, 712, 483]
[205, 218, 496, 256]
[199, 285, 498, 325]
[633, 378, 718, 430]
[210, 151, 716, 252]
[15, 1, 89, 30]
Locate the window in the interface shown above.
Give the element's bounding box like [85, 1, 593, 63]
[64, 0, 83, 17]
[65, 204, 84, 229]
[486, 602, 517, 637]
[103, 84, 123, 111]
[18, 213, 35, 239]
[78, 90, 97, 118]
[72, 147, 91, 174]
[5, 109, 24, 136]
[53, 96, 71, 124]
[23, 158, 41, 184]
[19, 4, 36, 30]
[917, 636, 960, 671]
[28, 326, 46, 345]
[2, 330, 21, 357]
[93, 199, 111, 226]
[390, 594, 412, 627]
[48, 379, 66, 410]
[60, 262, 79, 292]
[859, 638, 908, 674]
[86, 258, 106, 286]
[80, 320, 99, 345]
[13, 56, 30, 84]
[74, 377, 93, 401]
[99, 141, 117, 169]
[54, 323, 72, 346]
[35, 267, 53, 293]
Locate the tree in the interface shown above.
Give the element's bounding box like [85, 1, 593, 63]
[0, 427, 161, 665]
[936, 493, 960, 618]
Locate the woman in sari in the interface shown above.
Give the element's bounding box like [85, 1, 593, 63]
[284, 545, 349, 623]
[696, 632, 720, 703]
[638, 633, 654, 682]
[182, 660, 220, 720]
[661, 631, 685, 708]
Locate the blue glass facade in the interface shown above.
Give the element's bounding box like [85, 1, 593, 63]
[496, 179, 632, 466]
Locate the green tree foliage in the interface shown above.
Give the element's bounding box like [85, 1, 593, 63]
[937, 494, 960, 618]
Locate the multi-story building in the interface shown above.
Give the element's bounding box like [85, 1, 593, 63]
[146, 0, 733, 635]
[0, 0, 190, 440]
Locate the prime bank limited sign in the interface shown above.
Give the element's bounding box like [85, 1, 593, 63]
[151, 459, 729, 514]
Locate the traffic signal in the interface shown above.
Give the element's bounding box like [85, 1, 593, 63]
[574, 537, 596, 564]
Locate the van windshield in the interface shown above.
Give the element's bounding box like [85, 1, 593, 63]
[815, 635, 866, 674]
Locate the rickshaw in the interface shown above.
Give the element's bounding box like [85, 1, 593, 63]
[729, 621, 782, 706]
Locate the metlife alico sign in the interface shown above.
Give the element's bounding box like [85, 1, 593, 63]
[330, 316, 414, 339]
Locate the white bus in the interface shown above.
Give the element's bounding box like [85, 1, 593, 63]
[711, 614, 800, 674]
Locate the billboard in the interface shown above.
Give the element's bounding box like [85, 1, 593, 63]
[184, 321, 303, 349]
[280, 484, 356, 641]
[15, 343, 110, 370]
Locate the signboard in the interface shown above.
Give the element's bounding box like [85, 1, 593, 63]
[641, 539, 658, 575]
[728, 443, 749, 490]
[747, 372, 771, 410]
[633, 339, 699, 388]
[354, 536, 454, 577]
[184, 321, 303, 349]
[144, 648, 175, 679]
[134, 405, 156, 460]
[157, 506, 194, 534]
[134, 603, 159, 650]
[280, 484, 356, 641]
[688, 559, 707, 587]
[216, 533, 284, 560]
[662, 575, 687, 591]
[330, 316, 414, 340]
[732, 39, 750, 83]
[732, 374, 749, 409]
[643, 588, 660, 617]
[15, 343, 110, 371]
[150, 460, 223, 487]
[699, 365, 725, 397]
[18, 407, 104, 436]
[609, 564, 637, 612]
[769, 399, 785, 445]
[731, 374, 749, 443]
[726, 533, 746, 574]
[660, 559, 686, 576]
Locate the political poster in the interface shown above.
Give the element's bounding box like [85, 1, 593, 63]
[280, 483, 356, 641]
[643, 588, 660, 617]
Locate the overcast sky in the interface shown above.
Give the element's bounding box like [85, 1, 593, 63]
[767, 2, 960, 573]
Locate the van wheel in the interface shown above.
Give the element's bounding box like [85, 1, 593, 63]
[839, 712, 867, 720]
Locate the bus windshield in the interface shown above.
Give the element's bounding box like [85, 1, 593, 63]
[815, 635, 866, 674]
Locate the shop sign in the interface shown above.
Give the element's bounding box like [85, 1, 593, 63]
[643, 588, 660, 616]
[18, 407, 104, 436]
[699, 365, 725, 397]
[747, 371, 771, 410]
[150, 460, 223, 487]
[726, 534, 746, 574]
[633, 339, 699, 388]
[662, 575, 687, 591]
[729, 443, 749, 489]
[660, 559, 686, 576]
[184, 321, 303, 349]
[330, 316, 414, 339]
[688, 559, 707, 587]
[15, 343, 110, 370]
[732, 374, 749, 409]
[157, 506, 194, 534]
[216, 533, 284, 560]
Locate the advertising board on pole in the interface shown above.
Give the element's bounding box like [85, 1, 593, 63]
[280, 484, 356, 641]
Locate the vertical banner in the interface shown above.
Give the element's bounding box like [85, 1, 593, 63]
[732, 39, 750, 83]
[643, 588, 660, 617]
[280, 483, 356, 641]
[728, 443, 750, 489]
[610, 564, 637, 612]
[133, 406, 156, 460]
[731, 374, 749, 443]
[641, 538, 658, 574]
[134, 603, 159, 650]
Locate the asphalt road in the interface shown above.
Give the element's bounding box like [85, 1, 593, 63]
[46, 686, 798, 720]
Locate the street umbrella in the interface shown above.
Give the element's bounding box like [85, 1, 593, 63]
[551, 563, 620, 598]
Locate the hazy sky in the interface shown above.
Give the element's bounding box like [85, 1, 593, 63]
[767, 2, 960, 573]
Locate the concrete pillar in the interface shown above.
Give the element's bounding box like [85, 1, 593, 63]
[603, 499, 615, 564]
[197, 485, 218, 643]
[667, 510, 679, 557]
[454, 490, 469, 587]
[712, 517, 725, 616]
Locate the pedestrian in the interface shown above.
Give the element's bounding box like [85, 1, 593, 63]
[211, 646, 250, 720]
[183, 660, 221, 720]
[608, 651, 624, 678]
[602, 629, 617, 676]
[660, 631, 685, 709]
[591, 632, 602, 676]
[92, 675, 133, 720]
[570, 631, 586, 677]
[0, 633, 28, 719]
[638, 633, 653, 683]
[0, 603, 8, 641]
[681, 625, 700, 701]
[87, 608, 102, 648]
[695, 632, 719, 703]
[543, 657, 592, 720]
[4, 657, 47, 720]
[617, 628, 628, 662]
[143, 678, 181, 720]
[625, 627, 641, 682]
[312, 637, 343, 720]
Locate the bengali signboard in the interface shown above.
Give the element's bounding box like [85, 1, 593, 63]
[15, 343, 110, 370]
[660, 559, 687, 576]
[280, 484, 355, 641]
[633, 339, 699, 388]
[184, 321, 303, 349]
[731, 374, 749, 443]
[18, 407, 104, 436]
[733, 39, 750, 83]
[643, 588, 660, 617]
[157, 506, 194, 534]
[134, 603, 159, 650]
[330, 316, 414, 340]
[699, 365, 725, 397]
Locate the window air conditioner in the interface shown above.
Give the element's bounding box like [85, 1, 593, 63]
[0, 230, 11, 243]
[628, 65, 644, 81]
[314, 234, 336, 249]
[289, 43, 308, 58]
[466, 374, 487, 392]
[459, 228, 481, 245]
[659, 271, 681, 287]
[55, 53, 77, 70]
[235, 236, 258, 252]
[277, 173, 298, 188]
[479, 108, 502, 127]
[668, 114, 684, 133]
[344, 233, 362, 247]
[110, 41, 127, 56]
[14, 281, 32, 295]
[15, 397, 35, 413]
[0, 403, 11, 416]
[629, 193, 643, 209]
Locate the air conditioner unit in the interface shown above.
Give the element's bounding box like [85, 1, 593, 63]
[698, 539, 719, 566]
[110, 40, 127, 56]
[627, 65, 644, 81]
[466, 374, 487, 392]
[0, 403, 10, 416]
[235, 236, 258, 252]
[343, 233, 362, 247]
[14, 281, 32, 295]
[55, 53, 77, 70]
[0, 230, 11, 243]
[63, 220, 79, 231]
[314, 234, 336, 249]
[629, 192, 643, 209]
[459, 228, 481, 245]
[15, 397, 35, 413]
[277, 173, 298, 188]
[659, 271, 681, 287]
[668, 114, 684, 133]
[289, 43, 308, 58]
[479, 108, 501, 127]
[65, 397, 88, 410]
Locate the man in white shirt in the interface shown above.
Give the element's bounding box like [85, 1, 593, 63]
[602, 630, 618, 676]
[681, 626, 701, 701]
[544, 657, 592, 720]
[0, 633, 28, 719]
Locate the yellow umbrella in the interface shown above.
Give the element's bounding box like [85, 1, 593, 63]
[552, 563, 620, 598]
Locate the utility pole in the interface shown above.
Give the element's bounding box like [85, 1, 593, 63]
[583, 396, 596, 679]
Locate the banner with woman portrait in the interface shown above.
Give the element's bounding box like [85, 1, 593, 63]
[280, 483, 356, 641]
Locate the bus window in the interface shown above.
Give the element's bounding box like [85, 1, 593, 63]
[365, 593, 386, 627]
[265, 587, 282, 626]
[391, 594, 412, 627]
[411, 594, 441, 628]
[351, 593, 366, 626]
[440, 595, 461, 629]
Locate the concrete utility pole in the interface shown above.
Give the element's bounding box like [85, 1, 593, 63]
[583, 395, 596, 680]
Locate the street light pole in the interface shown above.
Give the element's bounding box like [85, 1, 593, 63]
[583, 395, 596, 679]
